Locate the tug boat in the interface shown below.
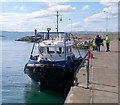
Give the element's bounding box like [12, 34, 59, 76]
[24, 11, 83, 91]
[24, 30, 83, 91]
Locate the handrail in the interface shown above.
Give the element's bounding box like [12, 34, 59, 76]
[30, 31, 37, 59]
[70, 33, 82, 57]
[74, 50, 90, 85]
[74, 41, 93, 86]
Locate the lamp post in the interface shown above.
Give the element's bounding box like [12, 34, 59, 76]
[103, 11, 108, 33]
[69, 18, 72, 33]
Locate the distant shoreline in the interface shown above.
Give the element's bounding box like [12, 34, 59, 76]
[0, 31, 119, 34]
[15, 33, 118, 42]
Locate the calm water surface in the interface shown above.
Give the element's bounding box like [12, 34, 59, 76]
[1, 32, 87, 104]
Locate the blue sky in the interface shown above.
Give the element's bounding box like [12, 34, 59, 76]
[0, 0, 118, 32]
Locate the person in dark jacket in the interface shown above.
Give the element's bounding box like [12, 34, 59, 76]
[95, 35, 101, 52]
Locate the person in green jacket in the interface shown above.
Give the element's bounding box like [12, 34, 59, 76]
[106, 34, 110, 52]
[92, 38, 96, 51]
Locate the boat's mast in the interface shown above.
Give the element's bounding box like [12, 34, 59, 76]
[56, 11, 59, 35]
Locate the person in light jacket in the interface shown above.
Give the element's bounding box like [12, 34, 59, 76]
[92, 38, 96, 51]
[106, 34, 110, 52]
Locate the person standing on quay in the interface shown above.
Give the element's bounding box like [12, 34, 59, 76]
[95, 35, 101, 52]
[92, 38, 96, 51]
[106, 34, 110, 52]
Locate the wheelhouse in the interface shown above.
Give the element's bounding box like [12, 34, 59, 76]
[37, 36, 74, 61]
[38, 46, 73, 55]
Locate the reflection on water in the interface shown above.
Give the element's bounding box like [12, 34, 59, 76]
[1, 32, 88, 104]
[73, 48, 87, 58]
[24, 83, 70, 104]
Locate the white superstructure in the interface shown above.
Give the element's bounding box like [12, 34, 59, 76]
[37, 36, 75, 61]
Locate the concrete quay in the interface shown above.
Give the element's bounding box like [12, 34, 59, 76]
[65, 37, 119, 104]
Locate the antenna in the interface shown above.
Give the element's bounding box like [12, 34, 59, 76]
[55, 11, 60, 35]
[57, 11, 59, 34]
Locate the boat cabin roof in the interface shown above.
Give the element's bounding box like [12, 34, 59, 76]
[39, 39, 73, 47]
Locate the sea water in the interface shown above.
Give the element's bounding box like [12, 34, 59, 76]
[1, 32, 87, 104]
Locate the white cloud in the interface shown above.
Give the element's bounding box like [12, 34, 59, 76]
[67, 22, 81, 31]
[0, 0, 65, 1]
[84, 13, 104, 23]
[83, 1, 118, 32]
[84, 1, 118, 23]
[1, 0, 7, 1]
[1, 0, 119, 2]
[13, 5, 19, 9]
[100, 0, 119, 6]
[13, 5, 28, 11]
[48, 4, 76, 13]
[26, 10, 53, 19]
[45, 0, 69, 2]
[0, 12, 55, 31]
[82, 5, 89, 11]
[20, 6, 24, 10]
[71, 22, 81, 28]
[1, 1, 118, 32]
[0, 2, 76, 31]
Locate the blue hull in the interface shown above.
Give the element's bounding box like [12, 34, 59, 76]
[24, 58, 83, 87]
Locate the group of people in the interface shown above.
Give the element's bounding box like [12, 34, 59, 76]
[92, 34, 110, 52]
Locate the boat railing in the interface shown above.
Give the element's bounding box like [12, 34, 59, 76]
[74, 41, 93, 88]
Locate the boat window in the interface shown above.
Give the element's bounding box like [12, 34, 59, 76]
[47, 47, 55, 54]
[56, 47, 64, 54]
[39, 47, 46, 54]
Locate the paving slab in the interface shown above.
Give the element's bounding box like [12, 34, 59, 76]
[92, 38, 118, 103]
